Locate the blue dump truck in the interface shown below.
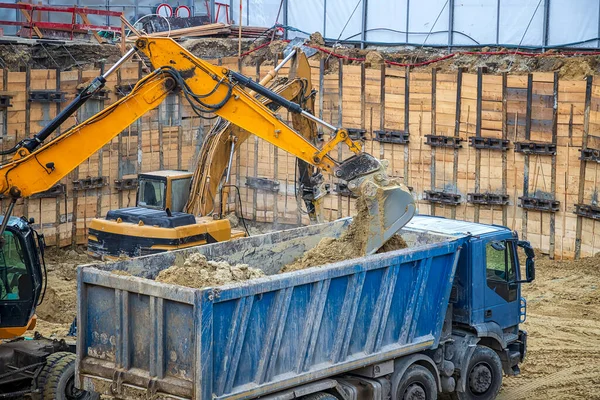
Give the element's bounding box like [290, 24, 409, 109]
[75, 215, 535, 400]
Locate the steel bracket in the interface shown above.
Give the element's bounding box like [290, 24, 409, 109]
[28, 90, 66, 103]
[574, 203, 600, 220]
[31, 183, 66, 199]
[425, 135, 462, 149]
[374, 129, 410, 144]
[77, 87, 109, 101]
[467, 192, 509, 205]
[346, 128, 366, 141]
[424, 190, 461, 205]
[114, 177, 138, 191]
[73, 176, 108, 191]
[0, 94, 12, 109]
[514, 141, 556, 155]
[245, 176, 280, 193]
[469, 137, 510, 151]
[518, 196, 560, 212]
[579, 148, 600, 163]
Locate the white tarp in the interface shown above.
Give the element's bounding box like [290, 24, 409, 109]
[547, 0, 599, 48]
[365, 0, 408, 44]
[2, 0, 600, 49]
[498, 0, 544, 46]
[287, 0, 324, 38]
[452, 0, 497, 46]
[324, 0, 362, 41]
[407, 0, 449, 45]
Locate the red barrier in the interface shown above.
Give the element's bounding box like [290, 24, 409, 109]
[0, 2, 124, 43]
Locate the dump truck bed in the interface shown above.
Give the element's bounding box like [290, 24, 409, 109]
[77, 216, 468, 400]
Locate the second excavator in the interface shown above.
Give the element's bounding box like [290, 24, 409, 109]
[80, 37, 415, 257]
[88, 43, 322, 258]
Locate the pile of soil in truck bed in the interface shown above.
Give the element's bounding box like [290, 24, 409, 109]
[155, 253, 265, 288]
[282, 196, 407, 272]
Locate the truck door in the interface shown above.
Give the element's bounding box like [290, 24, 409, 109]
[483, 240, 519, 329]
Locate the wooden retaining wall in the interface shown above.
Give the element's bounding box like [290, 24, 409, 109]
[0, 58, 598, 259]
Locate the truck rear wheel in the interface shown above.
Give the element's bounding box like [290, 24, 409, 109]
[302, 392, 338, 400]
[38, 352, 99, 400]
[454, 346, 502, 400]
[397, 365, 438, 400]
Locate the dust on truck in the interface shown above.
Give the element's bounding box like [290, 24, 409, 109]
[75, 215, 535, 400]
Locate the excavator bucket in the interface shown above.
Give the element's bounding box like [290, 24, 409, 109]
[337, 154, 416, 255]
[361, 179, 416, 255]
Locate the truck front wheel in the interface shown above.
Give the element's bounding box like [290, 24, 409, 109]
[397, 365, 438, 400]
[454, 346, 502, 400]
[38, 352, 99, 400]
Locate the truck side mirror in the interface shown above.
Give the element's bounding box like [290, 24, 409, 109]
[517, 240, 535, 283]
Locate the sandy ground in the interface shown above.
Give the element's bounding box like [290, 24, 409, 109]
[499, 254, 600, 399]
[30, 245, 600, 399]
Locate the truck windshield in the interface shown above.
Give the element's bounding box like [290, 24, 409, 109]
[0, 231, 31, 301]
[138, 179, 166, 209]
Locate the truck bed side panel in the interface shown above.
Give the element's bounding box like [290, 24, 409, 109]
[78, 239, 463, 400]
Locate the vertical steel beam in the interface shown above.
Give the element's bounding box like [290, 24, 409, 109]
[210, 0, 215, 22]
[575, 76, 593, 259]
[323, 0, 327, 38]
[406, 0, 410, 44]
[451, 68, 462, 220]
[448, 0, 454, 51]
[246, 0, 250, 25]
[430, 68, 437, 216]
[283, 0, 288, 39]
[496, 0, 501, 46]
[521, 73, 533, 241]
[549, 71, 558, 259]
[361, 0, 368, 49]
[542, 0, 550, 50]
[474, 67, 483, 223]
[501, 72, 508, 226]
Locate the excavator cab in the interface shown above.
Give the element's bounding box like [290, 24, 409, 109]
[137, 171, 192, 212]
[88, 170, 237, 260]
[0, 217, 44, 338]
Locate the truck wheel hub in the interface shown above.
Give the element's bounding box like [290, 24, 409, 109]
[66, 376, 86, 399]
[403, 383, 426, 400]
[469, 363, 492, 394]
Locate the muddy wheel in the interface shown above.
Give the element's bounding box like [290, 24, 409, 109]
[397, 365, 438, 400]
[453, 346, 502, 400]
[302, 392, 338, 400]
[37, 352, 99, 400]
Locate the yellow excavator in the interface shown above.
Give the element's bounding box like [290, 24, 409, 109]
[0, 36, 414, 397]
[87, 43, 324, 259]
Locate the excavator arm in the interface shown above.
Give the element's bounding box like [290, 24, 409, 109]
[0, 69, 176, 198]
[0, 37, 415, 254]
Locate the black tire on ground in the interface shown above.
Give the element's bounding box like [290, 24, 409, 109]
[397, 364, 438, 400]
[37, 352, 100, 400]
[452, 346, 503, 400]
[302, 392, 338, 400]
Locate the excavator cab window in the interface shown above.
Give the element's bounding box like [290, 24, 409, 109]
[0, 228, 37, 328]
[170, 177, 191, 212]
[138, 179, 166, 210]
[0, 231, 29, 300]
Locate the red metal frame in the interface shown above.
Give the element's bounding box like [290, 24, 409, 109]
[0, 3, 124, 39]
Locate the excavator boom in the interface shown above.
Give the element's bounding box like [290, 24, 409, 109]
[0, 37, 415, 255]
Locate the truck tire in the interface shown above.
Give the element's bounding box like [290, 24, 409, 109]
[302, 392, 338, 400]
[453, 346, 502, 400]
[397, 365, 438, 400]
[38, 352, 99, 400]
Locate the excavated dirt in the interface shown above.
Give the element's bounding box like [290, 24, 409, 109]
[282, 196, 407, 273]
[499, 253, 600, 399]
[155, 253, 264, 288]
